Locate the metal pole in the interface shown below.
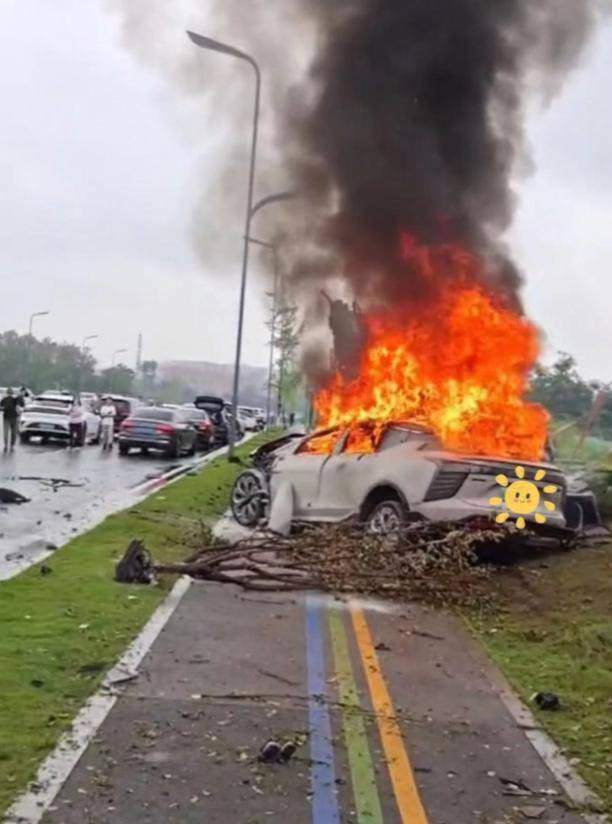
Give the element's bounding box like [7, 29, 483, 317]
[265, 248, 280, 427]
[228, 62, 261, 458]
[27, 311, 50, 389]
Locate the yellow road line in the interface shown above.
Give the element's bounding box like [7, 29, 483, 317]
[351, 606, 429, 824]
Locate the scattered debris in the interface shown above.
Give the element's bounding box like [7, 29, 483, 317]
[0, 488, 30, 504]
[258, 737, 302, 764]
[374, 641, 391, 652]
[258, 740, 282, 763]
[499, 776, 533, 797]
[153, 522, 501, 607]
[519, 806, 547, 819]
[533, 691, 561, 712]
[40, 565, 52, 575]
[115, 540, 156, 585]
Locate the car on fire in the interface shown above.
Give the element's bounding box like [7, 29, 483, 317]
[230, 421, 569, 534]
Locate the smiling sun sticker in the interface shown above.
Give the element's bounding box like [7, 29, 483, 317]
[489, 466, 558, 529]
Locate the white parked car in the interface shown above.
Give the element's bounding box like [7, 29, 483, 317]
[230, 421, 568, 534]
[19, 394, 101, 445]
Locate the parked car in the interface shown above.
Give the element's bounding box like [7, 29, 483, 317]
[20, 394, 101, 445]
[102, 395, 143, 430]
[182, 406, 214, 451]
[230, 420, 568, 534]
[238, 406, 263, 432]
[118, 406, 198, 458]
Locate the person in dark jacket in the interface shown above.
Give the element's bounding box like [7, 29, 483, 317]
[1, 388, 24, 453]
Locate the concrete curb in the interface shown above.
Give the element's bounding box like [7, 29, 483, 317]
[4, 576, 192, 824]
[461, 617, 607, 824]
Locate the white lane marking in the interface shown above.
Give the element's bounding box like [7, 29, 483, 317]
[4, 576, 191, 824]
[2, 455, 256, 823]
[461, 622, 606, 824]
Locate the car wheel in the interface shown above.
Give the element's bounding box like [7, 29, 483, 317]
[187, 439, 197, 457]
[166, 438, 181, 459]
[19, 433, 30, 444]
[119, 443, 130, 456]
[366, 499, 407, 536]
[231, 470, 267, 527]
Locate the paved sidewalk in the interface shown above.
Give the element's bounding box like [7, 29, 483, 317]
[39, 584, 589, 823]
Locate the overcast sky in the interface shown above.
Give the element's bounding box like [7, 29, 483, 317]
[1, 2, 611, 379]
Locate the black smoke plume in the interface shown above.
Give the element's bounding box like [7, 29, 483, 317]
[277, 0, 596, 308]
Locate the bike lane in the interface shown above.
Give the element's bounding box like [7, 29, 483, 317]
[33, 584, 591, 824]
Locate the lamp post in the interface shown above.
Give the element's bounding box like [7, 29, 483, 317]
[187, 31, 261, 458]
[82, 334, 98, 353]
[249, 237, 280, 427]
[79, 335, 98, 394]
[26, 310, 50, 389]
[111, 348, 128, 394]
[29, 310, 50, 337]
[112, 348, 127, 368]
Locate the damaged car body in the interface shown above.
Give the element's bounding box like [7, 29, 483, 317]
[230, 421, 599, 536]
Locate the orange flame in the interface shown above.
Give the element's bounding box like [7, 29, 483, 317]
[314, 238, 549, 461]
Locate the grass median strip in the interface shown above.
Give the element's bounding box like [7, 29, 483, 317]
[467, 543, 612, 815]
[0, 435, 270, 815]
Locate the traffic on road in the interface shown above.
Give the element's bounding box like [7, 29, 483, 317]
[0, 385, 266, 580]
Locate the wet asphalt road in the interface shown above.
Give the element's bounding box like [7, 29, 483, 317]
[0, 440, 191, 579]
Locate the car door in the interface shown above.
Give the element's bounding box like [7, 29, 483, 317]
[270, 429, 343, 518]
[316, 424, 379, 519]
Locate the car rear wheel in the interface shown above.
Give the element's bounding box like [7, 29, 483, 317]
[367, 500, 407, 536]
[119, 443, 130, 456]
[167, 438, 181, 459]
[19, 433, 30, 444]
[231, 470, 267, 527]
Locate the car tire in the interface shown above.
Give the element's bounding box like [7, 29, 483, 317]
[119, 444, 130, 456]
[366, 499, 407, 536]
[187, 439, 196, 457]
[231, 470, 268, 527]
[19, 433, 30, 444]
[167, 438, 181, 460]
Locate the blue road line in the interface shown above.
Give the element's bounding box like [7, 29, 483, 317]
[305, 595, 341, 824]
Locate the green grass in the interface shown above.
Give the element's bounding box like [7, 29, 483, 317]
[0, 435, 271, 815]
[467, 545, 612, 813]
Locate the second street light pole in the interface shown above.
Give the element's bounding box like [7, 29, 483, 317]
[249, 237, 280, 427]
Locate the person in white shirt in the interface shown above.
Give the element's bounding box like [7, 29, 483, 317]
[68, 398, 86, 449]
[99, 397, 117, 451]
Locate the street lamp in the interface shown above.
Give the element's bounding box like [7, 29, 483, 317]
[26, 310, 50, 389]
[112, 348, 127, 367]
[187, 30, 261, 458]
[249, 237, 280, 427]
[29, 310, 50, 337]
[82, 334, 99, 352]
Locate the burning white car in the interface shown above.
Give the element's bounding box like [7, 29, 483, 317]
[231, 421, 568, 535]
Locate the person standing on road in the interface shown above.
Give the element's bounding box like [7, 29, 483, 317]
[99, 396, 117, 451]
[68, 397, 86, 449]
[1, 387, 24, 453]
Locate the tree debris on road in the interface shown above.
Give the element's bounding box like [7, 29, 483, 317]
[144, 521, 507, 608]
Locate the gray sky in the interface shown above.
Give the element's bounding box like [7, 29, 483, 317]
[1, 2, 611, 380]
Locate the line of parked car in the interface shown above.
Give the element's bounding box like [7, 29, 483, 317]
[4, 389, 265, 458]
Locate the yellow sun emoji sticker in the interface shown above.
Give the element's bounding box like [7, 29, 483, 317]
[489, 466, 558, 529]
